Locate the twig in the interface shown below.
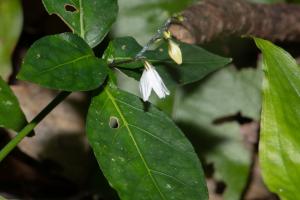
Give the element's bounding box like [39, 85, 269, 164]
[135, 18, 172, 59]
[169, 0, 300, 44]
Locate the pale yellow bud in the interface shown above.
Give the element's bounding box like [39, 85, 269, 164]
[168, 40, 182, 65]
[163, 31, 171, 40]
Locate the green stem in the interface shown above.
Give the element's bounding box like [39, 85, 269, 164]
[0, 91, 71, 162]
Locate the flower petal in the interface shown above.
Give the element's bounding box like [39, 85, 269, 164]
[139, 69, 152, 101]
[139, 61, 170, 101]
[149, 67, 170, 99]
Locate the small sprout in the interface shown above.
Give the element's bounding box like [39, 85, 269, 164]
[163, 31, 172, 40]
[172, 14, 185, 22]
[178, 16, 184, 22]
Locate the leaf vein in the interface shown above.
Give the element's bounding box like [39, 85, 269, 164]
[105, 87, 167, 200]
[115, 98, 160, 119]
[150, 169, 188, 187]
[128, 123, 182, 152]
[37, 54, 92, 75]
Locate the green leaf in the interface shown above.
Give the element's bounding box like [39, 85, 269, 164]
[103, 37, 143, 69]
[18, 33, 107, 92]
[0, 0, 23, 80]
[254, 38, 300, 200]
[42, 0, 118, 48]
[86, 84, 208, 200]
[175, 66, 262, 200]
[158, 43, 232, 85]
[0, 77, 26, 131]
[105, 37, 231, 86]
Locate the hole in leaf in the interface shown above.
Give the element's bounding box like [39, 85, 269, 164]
[215, 181, 226, 194]
[109, 117, 120, 129]
[64, 4, 78, 13]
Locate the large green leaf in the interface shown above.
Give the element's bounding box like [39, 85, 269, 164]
[42, 0, 118, 48]
[0, 77, 26, 131]
[175, 66, 262, 200]
[0, 0, 23, 80]
[18, 33, 107, 91]
[105, 37, 231, 86]
[255, 38, 300, 200]
[86, 84, 208, 200]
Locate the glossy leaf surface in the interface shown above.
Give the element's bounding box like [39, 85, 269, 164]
[255, 38, 300, 200]
[42, 0, 118, 47]
[0, 77, 26, 131]
[86, 84, 208, 200]
[18, 33, 107, 91]
[0, 0, 23, 80]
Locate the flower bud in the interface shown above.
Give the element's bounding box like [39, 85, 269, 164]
[168, 40, 182, 65]
[163, 31, 171, 40]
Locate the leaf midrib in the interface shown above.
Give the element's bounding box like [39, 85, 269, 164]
[36, 54, 92, 75]
[104, 87, 167, 200]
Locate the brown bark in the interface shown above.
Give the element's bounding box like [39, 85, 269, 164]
[169, 0, 300, 44]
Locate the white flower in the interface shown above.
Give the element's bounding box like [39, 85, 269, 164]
[139, 61, 170, 102]
[168, 40, 182, 65]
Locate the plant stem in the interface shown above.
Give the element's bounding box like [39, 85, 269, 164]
[135, 18, 172, 59]
[0, 91, 71, 162]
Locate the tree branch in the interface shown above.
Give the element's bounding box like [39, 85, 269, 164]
[169, 0, 300, 44]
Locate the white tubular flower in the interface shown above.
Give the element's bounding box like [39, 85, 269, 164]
[168, 40, 182, 65]
[139, 61, 170, 102]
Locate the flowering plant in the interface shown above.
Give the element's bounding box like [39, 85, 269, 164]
[1, 0, 300, 199]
